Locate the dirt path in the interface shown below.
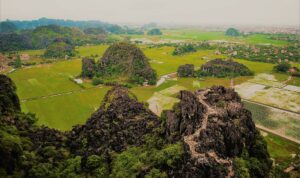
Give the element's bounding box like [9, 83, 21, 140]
[283, 75, 293, 85]
[183, 89, 234, 177]
[156, 72, 177, 87]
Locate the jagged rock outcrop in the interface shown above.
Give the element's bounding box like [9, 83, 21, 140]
[97, 42, 157, 85]
[165, 86, 272, 178]
[68, 87, 161, 156]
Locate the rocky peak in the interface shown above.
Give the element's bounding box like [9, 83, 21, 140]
[165, 86, 271, 177]
[68, 86, 161, 155]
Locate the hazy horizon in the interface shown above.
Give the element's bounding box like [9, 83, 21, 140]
[1, 0, 299, 27]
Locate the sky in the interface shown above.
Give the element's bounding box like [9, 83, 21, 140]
[1, 0, 299, 26]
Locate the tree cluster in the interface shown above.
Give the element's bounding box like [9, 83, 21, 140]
[172, 44, 196, 55]
[225, 28, 240, 37]
[147, 28, 162, 35]
[177, 64, 195, 77]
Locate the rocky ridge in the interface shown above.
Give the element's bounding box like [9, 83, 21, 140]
[0, 74, 272, 177]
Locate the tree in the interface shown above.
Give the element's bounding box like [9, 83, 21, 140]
[14, 56, 22, 68]
[147, 28, 162, 35]
[225, 28, 240, 37]
[274, 62, 291, 72]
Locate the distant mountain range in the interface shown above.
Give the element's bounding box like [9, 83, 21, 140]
[4, 18, 114, 30]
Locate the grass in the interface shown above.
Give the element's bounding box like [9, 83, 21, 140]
[144, 46, 224, 76]
[76, 45, 108, 58]
[243, 34, 289, 46]
[20, 49, 45, 56]
[21, 86, 111, 130]
[263, 132, 300, 165]
[8, 59, 82, 99]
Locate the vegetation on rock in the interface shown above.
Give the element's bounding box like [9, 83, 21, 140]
[97, 42, 157, 85]
[177, 64, 195, 77]
[43, 38, 76, 58]
[81, 58, 96, 78]
[197, 58, 254, 77]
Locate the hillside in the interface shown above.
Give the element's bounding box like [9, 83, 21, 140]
[97, 42, 157, 85]
[199, 58, 254, 77]
[0, 74, 274, 177]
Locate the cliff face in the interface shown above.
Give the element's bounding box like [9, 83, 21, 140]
[164, 86, 272, 178]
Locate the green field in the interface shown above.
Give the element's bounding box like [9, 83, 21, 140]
[244, 101, 300, 140]
[263, 131, 300, 169]
[9, 60, 82, 99]
[130, 29, 289, 46]
[21, 86, 111, 130]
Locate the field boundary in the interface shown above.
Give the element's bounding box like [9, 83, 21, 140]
[21, 85, 105, 102]
[242, 98, 300, 115]
[256, 125, 300, 145]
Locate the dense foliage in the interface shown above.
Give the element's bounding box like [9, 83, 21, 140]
[83, 27, 107, 35]
[147, 28, 162, 35]
[273, 62, 291, 73]
[0, 33, 32, 52]
[0, 21, 18, 33]
[177, 64, 195, 77]
[172, 44, 196, 55]
[225, 28, 240, 37]
[197, 58, 254, 77]
[43, 39, 76, 58]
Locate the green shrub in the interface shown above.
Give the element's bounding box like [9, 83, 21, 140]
[92, 78, 103, 86]
[274, 62, 291, 73]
